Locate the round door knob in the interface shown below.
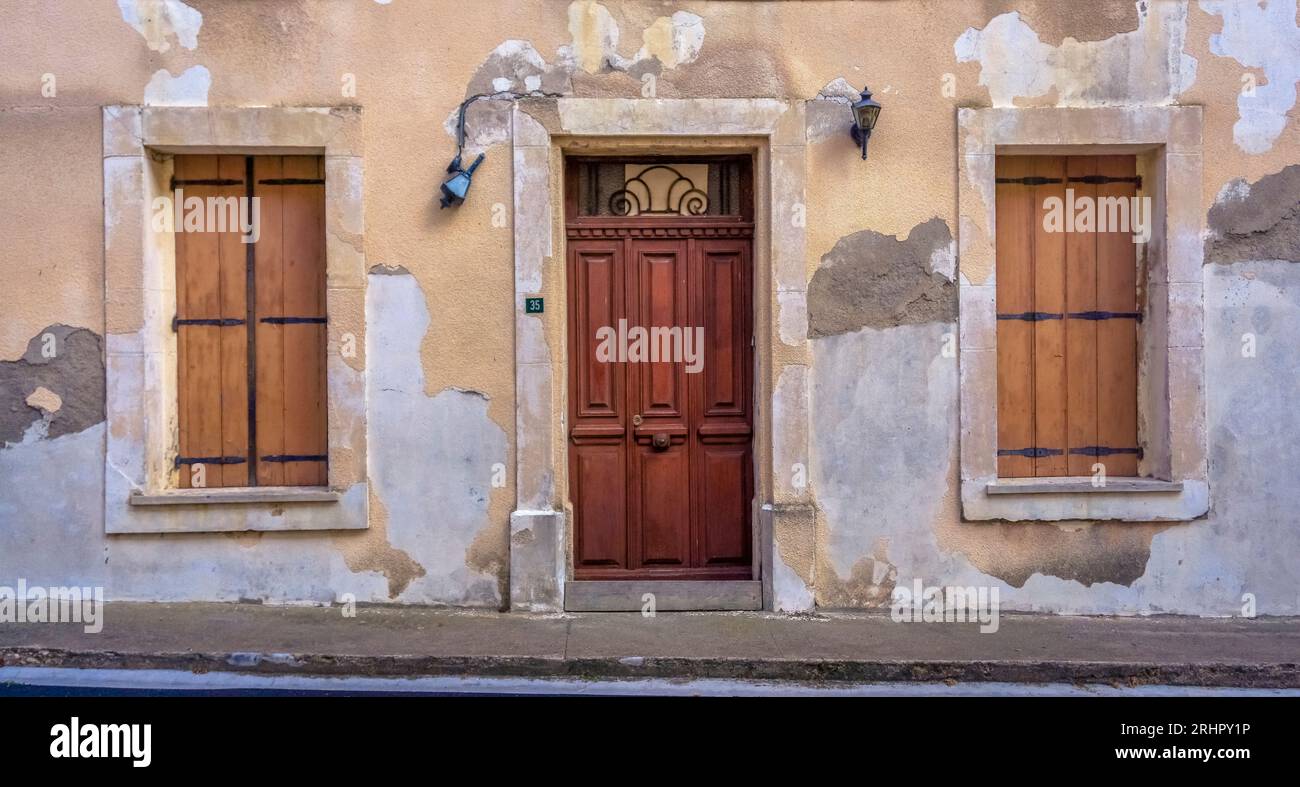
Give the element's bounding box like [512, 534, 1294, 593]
[652, 433, 670, 450]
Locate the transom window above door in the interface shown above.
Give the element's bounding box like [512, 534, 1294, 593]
[569, 157, 751, 218]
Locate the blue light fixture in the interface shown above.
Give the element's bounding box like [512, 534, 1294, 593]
[440, 94, 489, 209]
[440, 152, 485, 209]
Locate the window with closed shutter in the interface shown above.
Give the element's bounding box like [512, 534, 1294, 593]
[173, 154, 327, 488]
[994, 155, 1141, 478]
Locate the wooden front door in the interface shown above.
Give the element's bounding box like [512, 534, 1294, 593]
[566, 158, 754, 580]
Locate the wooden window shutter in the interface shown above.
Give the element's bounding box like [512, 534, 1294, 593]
[175, 155, 251, 488]
[994, 155, 1141, 478]
[253, 156, 328, 486]
[173, 154, 327, 488]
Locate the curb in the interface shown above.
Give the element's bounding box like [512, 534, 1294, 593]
[4, 648, 1298, 689]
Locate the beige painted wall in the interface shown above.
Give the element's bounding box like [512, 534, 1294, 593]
[1, 0, 1298, 614]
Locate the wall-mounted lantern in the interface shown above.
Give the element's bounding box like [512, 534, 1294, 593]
[849, 86, 882, 160]
[440, 94, 488, 209]
[439, 152, 485, 209]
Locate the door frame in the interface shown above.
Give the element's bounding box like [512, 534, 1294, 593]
[507, 98, 815, 613]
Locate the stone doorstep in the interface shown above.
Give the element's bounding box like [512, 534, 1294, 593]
[564, 581, 762, 611]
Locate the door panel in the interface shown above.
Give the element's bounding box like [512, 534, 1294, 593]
[634, 447, 691, 566]
[691, 239, 753, 569]
[574, 444, 627, 568]
[569, 241, 628, 571]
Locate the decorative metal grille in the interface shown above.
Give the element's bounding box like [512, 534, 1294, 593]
[609, 165, 710, 216]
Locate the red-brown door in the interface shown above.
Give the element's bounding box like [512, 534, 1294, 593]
[567, 232, 754, 580]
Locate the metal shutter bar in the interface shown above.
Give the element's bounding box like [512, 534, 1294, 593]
[175, 456, 247, 466]
[1068, 446, 1144, 458]
[997, 447, 1065, 458]
[1067, 310, 1143, 322]
[259, 316, 327, 324]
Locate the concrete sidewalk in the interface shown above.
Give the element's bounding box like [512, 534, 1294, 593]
[1, 603, 1297, 688]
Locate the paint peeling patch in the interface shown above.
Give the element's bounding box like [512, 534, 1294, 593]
[772, 545, 814, 612]
[144, 65, 210, 106]
[367, 269, 507, 606]
[116, 0, 202, 53]
[565, 0, 621, 73]
[955, 4, 1196, 106]
[451, 3, 707, 147]
[25, 386, 62, 415]
[634, 12, 705, 70]
[816, 548, 898, 609]
[807, 78, 858, 144]
[464, 40, 571, 98]
[1207, 164, 1300, 264]
[807, 218, 956, 337]
[368, 263, 412, 276]
[562, 1, 705, 75]
[336, 488, 427, 598]
[1, 326, 103, 446]
[1201, 0, 1300, 154]
[936, 519, 1165, 588]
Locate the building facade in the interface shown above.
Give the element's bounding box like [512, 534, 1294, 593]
[1, 0, 1297, 615]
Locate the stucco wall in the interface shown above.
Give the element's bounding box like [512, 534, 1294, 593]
[0, 0, 1296, 614]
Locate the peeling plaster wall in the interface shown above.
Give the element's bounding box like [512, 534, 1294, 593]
[0, 0, 1298, 614]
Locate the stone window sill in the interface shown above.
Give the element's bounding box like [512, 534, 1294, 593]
[129, 487, 341, 506]
[113, 485, 366, 534]
[985, 478, 1184, 495]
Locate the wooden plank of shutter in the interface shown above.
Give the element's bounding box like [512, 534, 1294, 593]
[254, 156, 327, 487]
[280, 156, 327, 486]
[1065, 156, 1099, 475]
[1031, 156, 1068, 476]
[995, 157, 1036, 478]
[253, 156, 286, 486]
[175, 154, 249, 488]
[1096, 155, 1140, 476]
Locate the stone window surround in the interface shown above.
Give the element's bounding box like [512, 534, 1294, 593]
[102, 105, 368, 534]
[508, 98, 815, 612]
[957, 106, 1209, 522]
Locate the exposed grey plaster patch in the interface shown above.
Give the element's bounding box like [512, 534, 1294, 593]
[624, 57, 663, 81]
[960, 522, 1158, 588]
[143, 65, 210, 106]
[116, 0, 202, 53]
[806, 102, 847, 144]
[1201, 0, 1300, 154]
[810, 321, 956, 580]
[368, 271, 507, 606]
[772, 544, 814, 612]
[817, 78, 860, 102]
[0, 424, 110, 585]
[368, 263, 412, 276]
[450, 40, 571, 154]
[443, 99, 515, 156]
[1207, 164, 1300, 264]
[955, 4, 1196, 106]
[806, 78, 860, 144]
[465, 40, 572, 98]
[807, 218, 956, 337]
[453, 3, 708, 147]
[0, 326, 103, 446]
[817, 553, 898, 609]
